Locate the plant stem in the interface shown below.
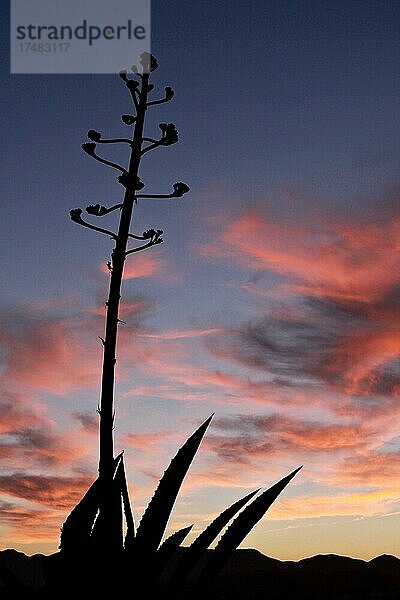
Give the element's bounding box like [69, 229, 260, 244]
[97, 75, 149, 546]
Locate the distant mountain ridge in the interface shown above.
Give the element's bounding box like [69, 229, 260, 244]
[1, 547, 399, 598]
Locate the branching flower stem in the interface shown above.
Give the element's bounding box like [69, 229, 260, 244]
[69, 55, 188, 553]
[99, 74, 150, 490]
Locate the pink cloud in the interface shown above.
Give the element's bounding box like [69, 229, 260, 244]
[332, 451, 400, 486]
[0, 316, 100, 395]
[99, 249, 174, 281]
[137, 327, 225, 340]
[0, 294, 153, 399]
[125, 430, 177, 452]
[321, 316, 400, 396]
[204, 210, 400, 303]
[200, 206, 400, 399]
[206, 414, 376, 465]
[0, 473, 93, 510]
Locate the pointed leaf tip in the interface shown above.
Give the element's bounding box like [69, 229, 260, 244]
[197, 466, 303, 587]
[166, 486, 262, 593]
[113, 450, 125, 477]
[286, 465, 303, 480]
[181, 524, 194, 535]
[135, 416, 213, 554]
[190, 413, 214, 437]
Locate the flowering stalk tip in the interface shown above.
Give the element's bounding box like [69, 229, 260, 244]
[159, 123, 179, 146]
[165, 86, 174, 100]
[87, 129, 102, 142]
[70, 208, 83, 222]
[122, 114, 136, 125]
[86, 204, 108, 216]
[82, 142, 96, 155]
[173, 182, 190, 197]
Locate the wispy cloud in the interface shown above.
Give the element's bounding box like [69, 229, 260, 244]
[71, 411, 98, 433]
[0, 472, 93, 510]
[99, 248, 176, 282]
[203, 210, 400, 302]
[136, 327, 225, 340]
[0, 297, 152, 398]
[201, 206, 400, 399]
[333, 450, 400, 486]
[0, 500, 62, 543]
[0, 307, 100, 395]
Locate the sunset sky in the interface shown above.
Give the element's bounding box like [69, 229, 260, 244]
[1, 1, 400, 560]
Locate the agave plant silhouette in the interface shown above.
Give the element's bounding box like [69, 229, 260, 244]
[41, 54, 303, 598]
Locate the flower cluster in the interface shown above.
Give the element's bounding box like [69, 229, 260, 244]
[87, 129, 102, 142]
[86, 204, 108, 216]
[82, 142, 96, 155]
[122, 114, 135, 125]
[118, 173, 144, 190]
[69, 208, 83, 222]
[142, 228, 163, 242]
[172, 182, 190, 197]
[164, 86, 174, 100]
[159, 123, 178, 146]
[127, 80, 139, 93]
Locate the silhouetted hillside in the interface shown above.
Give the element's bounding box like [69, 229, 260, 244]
[0, 547, 399, 599]
[211, 549, 400, 599]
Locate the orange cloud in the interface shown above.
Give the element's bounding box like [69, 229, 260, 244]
[125, 430, 176, 452]
[205, 210, 400, 303]
[272, 488, 400, 520]
[332, 451, 400, 486]
[206, 414, 376, 464]
[0, 473, 93, 510]
[0, 500, 63, 544]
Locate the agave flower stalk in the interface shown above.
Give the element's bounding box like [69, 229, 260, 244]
[70, 52, 189, 551]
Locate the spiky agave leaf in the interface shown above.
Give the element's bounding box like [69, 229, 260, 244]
[134, 415, 213, 556]
[60, 453, 124, 554]
[60, 478, 101, 553]
[114, 456, 135, 548]
[197, 467, 302, 589]
[90, 453, 125, 552]
[155, 525, 193, 578]
[167, 488, 259, 592]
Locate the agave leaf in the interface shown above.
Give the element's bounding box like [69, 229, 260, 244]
[135, 415, 213, 555]
[90, 454, 125, 552]
[60, 452, 124, 554]
[198, 467, 302, 587]
[155, 525, 193, 577]
[60, 478, 101, 553]
[113, 450, 125, 475]
[115, 456, 135, 548]
[168, 488, 259, 591]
